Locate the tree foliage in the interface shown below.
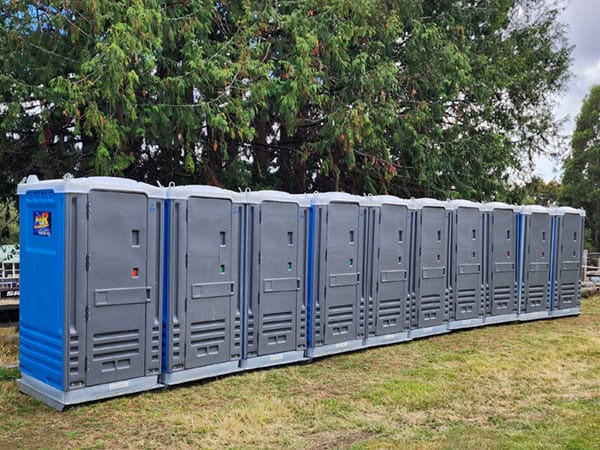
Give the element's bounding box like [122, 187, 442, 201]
[559, 84, 600, 251]
[504, 176, 560, 206]
[0, 0, 571, 220]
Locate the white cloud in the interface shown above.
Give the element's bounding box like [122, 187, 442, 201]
[582, 59, 600, 85]
[539, 1, 600, 182]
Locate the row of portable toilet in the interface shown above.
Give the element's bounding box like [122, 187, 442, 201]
[16, 176, 585, 410]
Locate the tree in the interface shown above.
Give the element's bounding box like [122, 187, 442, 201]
[0, 202, 19, 244]
[559, 84, 600, 251]
[0, 0, 572, 221]
[506, 176, 560, 206]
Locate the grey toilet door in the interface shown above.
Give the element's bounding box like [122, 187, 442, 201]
[376, 204, 409, 335]
[490, 209, 517, 315]
[86, 191, 149, 386]
[185, 197, 234, 368]
[324, 202, 360, 344]
[454, 208, 482, 320]
[557, 214, 582, 309]
[525, 213, 551, 312]
[417, 207, 447, 328]
[257, 201, 300, 356]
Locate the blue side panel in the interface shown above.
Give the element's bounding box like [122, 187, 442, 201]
[516, 213, 524, 314]
[161, 199, 171, 373]
[549, 216, 558, 310]
[19, 190, 65, 390]
[306, 203, 316, 348]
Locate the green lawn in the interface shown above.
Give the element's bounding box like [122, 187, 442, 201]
[1, 298, 599, 449]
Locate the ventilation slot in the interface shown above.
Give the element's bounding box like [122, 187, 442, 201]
[457, 288, 477, 313]
[91, 329, 141, 363]
[190, 319, 226, 356]
[378, 298, 402, 326]
[327, 304, 354, 335]
[559, 283, 576, 306]
[421, 294, 442, 320]
[528, 285, 545, 307]
[493, 286, 512, 309]
[262, 311, 293, 345]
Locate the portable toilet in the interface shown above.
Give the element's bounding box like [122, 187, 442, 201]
[241, 191, 310, 369]
[305, 193, 368, 357]
[550, 207, 585, 318]
[518, 205, 553, 321]
[446, 200, 486, 330]
[409, 198, 451, 338]
[161, 185, 244, 385]
[17, 175, 164, 410]
[363, 195, 412, 347]
[484, 202, 520, 324]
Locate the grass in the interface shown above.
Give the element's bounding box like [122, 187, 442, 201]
[0, 298, 599, 449]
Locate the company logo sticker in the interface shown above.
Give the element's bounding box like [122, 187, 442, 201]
[33, 211, 51, 237]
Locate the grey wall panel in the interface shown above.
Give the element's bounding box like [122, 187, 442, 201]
[296, 207, 308, 350]
[311, 206, 326, 346]
[366, 208, 379, 337]
[144, 198, 162, 375]
[231, 204, 243, 359]
[64, 194, 88, 390]
[243, 205, 260, 357]
[167, 200, 187, 372]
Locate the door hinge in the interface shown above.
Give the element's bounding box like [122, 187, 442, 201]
[184, 298, 188, 313]
[85, 356, 89, 372]
[258, 251, 261, 264]
[85, 254, 90, 271]
[85, 201, 91, 219]
[84, 305, 90, 322]
[185, 206, 189, 222]
[185, 253, 189, 268]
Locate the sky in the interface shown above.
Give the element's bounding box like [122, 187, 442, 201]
[533, 0, 600, 181]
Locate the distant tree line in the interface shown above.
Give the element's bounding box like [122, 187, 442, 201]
[0, 1, 572, 242]
[560, 85, 600, 251]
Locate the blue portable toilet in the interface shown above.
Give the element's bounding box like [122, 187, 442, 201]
[447, 200, 486, 330]
[241, 191, 310, 369]
[549, 206, 585, 318]
[409, 198, 451, 339]
[363, 195, 413, 347]
[160, 185, 244, 386]
[17, 175, 165, 410]
[483, 202, 520, 325]
[518, 205, 553, 321]
[304, 192, 368, 358]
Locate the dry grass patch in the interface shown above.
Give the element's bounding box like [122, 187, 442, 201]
[0, 298, 599, 448]
[0, 326, 18, 368]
